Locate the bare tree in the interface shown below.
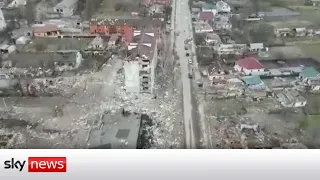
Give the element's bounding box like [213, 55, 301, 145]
[25, 0, 35, 26]
[251, 0, 261, 14]
[249, 23, 274, 44]
[84, 0, 104, 20]
[84, 0, 95, 20]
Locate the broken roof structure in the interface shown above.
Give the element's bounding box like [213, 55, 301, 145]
[128, 28, 157, 60]
[276, 89, 306, 107]
[53, 51, 78, 62]
[88, 113, 141, 149]
[33, 24, 59, 33]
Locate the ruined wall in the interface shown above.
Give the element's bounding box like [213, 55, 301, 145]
[124, 61, 140, 93]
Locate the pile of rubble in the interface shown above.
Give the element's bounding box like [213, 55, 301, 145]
[214, 116, 306, 149]
[0, 57, 184, 148]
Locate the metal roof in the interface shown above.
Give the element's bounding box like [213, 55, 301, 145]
[236, 57, 264, 70]
[300, 67, 320, 78]
[241, 76, 263, 86]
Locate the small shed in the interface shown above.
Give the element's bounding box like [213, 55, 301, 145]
[293, 28, 307, 37]
[249, 43, 264, 51]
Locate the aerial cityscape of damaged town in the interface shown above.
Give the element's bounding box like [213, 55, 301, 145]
[0, 0, 320, 149]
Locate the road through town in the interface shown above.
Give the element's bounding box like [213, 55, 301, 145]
[173, 0, 204, 148]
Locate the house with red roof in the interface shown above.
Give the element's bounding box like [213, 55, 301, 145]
[199, 12, 214, 23]
[234, 57, 265, 75]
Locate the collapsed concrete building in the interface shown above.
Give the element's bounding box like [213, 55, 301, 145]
[124, 28, 158, 94]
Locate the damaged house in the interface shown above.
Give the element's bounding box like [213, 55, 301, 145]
[0, 72, 19, 91]
[125, 28, 158, 93]
[85, 36, 107, 56]
[299, 67, 320, 91]
[274, 28, 292, 37]
[241, 75, 267, 99]
[213, 14, 232, 31]
[216, 0, 231, 13]
[194, 22, 214, 33]
[53, 0, 78, 17]
[205, 32, 221, 46]
[217, 44, 247, 55]
[33, 24, 60, 37]
[53, 50, 83, 71]
[275, 89, 307, 107]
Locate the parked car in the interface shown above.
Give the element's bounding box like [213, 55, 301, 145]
[186, 52, 189, 57]
[188, 58, 193, 64]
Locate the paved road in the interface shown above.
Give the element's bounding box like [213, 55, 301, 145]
[172, 0, 204, 148]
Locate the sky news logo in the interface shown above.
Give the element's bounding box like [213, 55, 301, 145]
[4, 157, 67, 172]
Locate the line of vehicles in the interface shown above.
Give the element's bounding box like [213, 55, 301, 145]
[184, 37, 194, 79]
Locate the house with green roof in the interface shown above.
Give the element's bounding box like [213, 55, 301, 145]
[241, 76, 264, 87]
[202, 3, 217, 15]
[299, 67, 320, 80]
[300, 67, 320, 91]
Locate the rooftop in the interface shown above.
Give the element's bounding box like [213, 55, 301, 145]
[236, 57, 264, 70]
[128, 28, 157, 60]
[241, 76, 264, 86]
[199, 12, 214, 21]
[258, 7, 300, 18]
[202, 3, 216, 9]
[33, 24, 59, 33]
[276, 89, 306, 106]
[54, 0, 78, 8]
[300, 67, 320, 78]
[88, 113, 141, 149]
[90, 18, 163, 28]
[249, 43, 264, 49]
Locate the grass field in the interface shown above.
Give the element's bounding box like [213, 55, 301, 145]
[297, 42, 320, 61]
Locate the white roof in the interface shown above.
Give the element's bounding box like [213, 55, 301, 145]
[250, 43, 264, 49]
[55, 0, 78, 9]
[0, 44, 9, 50]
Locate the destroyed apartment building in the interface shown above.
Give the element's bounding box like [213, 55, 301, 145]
[124, 28, 158, 94]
